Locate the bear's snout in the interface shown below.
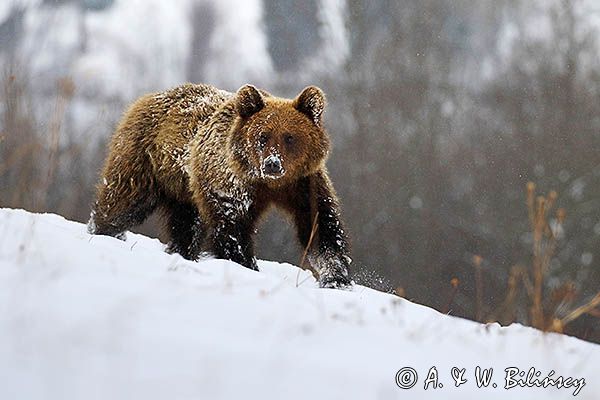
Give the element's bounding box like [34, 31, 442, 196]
[262, 154, 284, 177]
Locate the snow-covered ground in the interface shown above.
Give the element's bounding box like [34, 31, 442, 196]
[0, 208, 598, 400]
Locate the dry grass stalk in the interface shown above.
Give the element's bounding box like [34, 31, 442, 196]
[522, 183, 599, 332]
[298, 211, 319, 277]
[36, 77, 75, 209]
[546, 281, 577, 319]
[472, 255, 484, 321]
[560, 293, 600, 327]
[483, 183, 600, 336]
[530, 195, 546, 329]
[1, 69, 40, 209]
[442, 277, 459, 314]
[491, 265, 526, 324]
[526, 184, 564, 330]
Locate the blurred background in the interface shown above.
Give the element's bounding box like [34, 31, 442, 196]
[1, 0, 599, 342]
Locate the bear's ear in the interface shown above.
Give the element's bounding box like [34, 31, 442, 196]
[293, 86, 326, 126]
[236, 84, 265, 118]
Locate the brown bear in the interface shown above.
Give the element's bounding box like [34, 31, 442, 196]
[88, 83, 351, 288]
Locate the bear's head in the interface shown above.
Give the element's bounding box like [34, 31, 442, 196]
[230, 84, 330, 186]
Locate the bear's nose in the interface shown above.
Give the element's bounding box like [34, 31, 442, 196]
[263, 154, 283, 176]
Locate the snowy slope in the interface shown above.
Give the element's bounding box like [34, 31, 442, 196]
[0, 208, 598, 400]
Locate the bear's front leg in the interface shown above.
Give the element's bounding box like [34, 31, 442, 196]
[207, 194, 258, 271]
[293, 173, 352, 288]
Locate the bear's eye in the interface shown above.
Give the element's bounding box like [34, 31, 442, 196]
[258, 133, 269, 148]
[284, 134, 295, 146]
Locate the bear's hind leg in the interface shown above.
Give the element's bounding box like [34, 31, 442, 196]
[164, 202, 206, 260]
[88, 176, 158, 240]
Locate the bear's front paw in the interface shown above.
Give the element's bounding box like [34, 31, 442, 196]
[319, 270, 352, 289]
[313, 252, 352, 289]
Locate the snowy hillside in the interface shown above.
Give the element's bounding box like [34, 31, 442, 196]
[0, 208, 598, 400]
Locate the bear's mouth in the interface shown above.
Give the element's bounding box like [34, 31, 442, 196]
[261, 168, 286, 179]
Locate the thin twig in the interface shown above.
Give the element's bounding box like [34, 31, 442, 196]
[442, 277, 459, 314]
[473, 255, 483, 322]
[560, 293, 600, 326]
[297, 211, 319, 286]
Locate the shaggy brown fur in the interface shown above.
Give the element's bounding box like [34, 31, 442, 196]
[89, 83, 351, 288]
